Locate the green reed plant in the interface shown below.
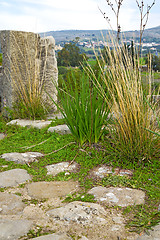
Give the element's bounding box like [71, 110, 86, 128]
[86, 35, 159, 162]
[49, 70, 111, 145]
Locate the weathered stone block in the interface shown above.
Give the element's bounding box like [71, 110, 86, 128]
[0, 30, 58, 114]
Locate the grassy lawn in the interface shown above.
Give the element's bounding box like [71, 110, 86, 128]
[0, 115, 159, 235]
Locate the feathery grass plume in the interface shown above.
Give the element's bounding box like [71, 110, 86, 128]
[85, 33, 159, 162]
[5, 32, 49, 119]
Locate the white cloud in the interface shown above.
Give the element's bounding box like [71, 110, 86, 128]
[0, 12, 37, 32]
[0, 0, 159, 33]
[0, 2, 11, 7]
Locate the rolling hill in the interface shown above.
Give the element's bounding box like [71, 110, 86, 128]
[40, 26, 160, 44]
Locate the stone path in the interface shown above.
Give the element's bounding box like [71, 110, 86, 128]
[46, 162, 79, 176]
[27, 181, 78, 199]
[7, 119, 52, 129]
[7, 117, 71, 133]
[90, 165, 133, 178]
[1, 152, 44, 164]
[0, 167, 159, 240]
[0, 219, 33, 240]
[48, 124, 71, 134]
[0, 167, 142, 240]
[0, 169, 31, 188]
[0, 119, 160, 240]
[88, 186, 145, 207]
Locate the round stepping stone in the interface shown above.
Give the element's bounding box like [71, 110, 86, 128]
[1, 152, 43, 164]
[27, 181, 78, 199]
[47, 201, 108, 225]
[46, 162, 79, 176]
[88, 186, 145, 207]
[0, 219, 32, 240]
[7, 119, 52, 129]
[48, 124, 71, 134]
[31, 233, 72, 240]
[0, 169, 31, 188]
[0, 192, 25, 214]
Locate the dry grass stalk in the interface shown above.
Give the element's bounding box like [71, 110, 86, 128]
[5, 32, 48, 119]
[85, 34, 159, 160]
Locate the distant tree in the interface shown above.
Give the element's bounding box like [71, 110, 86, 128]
[57, 42, 87, 67]
[152, 55, 160, 71]
[145, 54, 160, 71]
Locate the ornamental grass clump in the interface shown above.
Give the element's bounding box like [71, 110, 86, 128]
[86, 35, 159, 162]
[50, 70, 111, 146]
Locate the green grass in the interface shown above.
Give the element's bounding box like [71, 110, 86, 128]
[87, 58, 97, 67]
[142, 71, 160, 80]
[0, 53, 2, 66]
[0, 115, 159, 235]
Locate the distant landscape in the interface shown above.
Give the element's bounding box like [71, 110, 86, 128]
[40, 25, 160, 55]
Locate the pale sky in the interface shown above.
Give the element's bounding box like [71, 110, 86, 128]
[0, 0, 159, 33]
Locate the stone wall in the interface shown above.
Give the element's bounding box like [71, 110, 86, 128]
[0, 30, 58, 114]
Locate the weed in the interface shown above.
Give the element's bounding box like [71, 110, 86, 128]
[125, 204, 160, 234]
[101, 175, 132, 188]
[21, 226, 55, 239]
[15, 192, 22, 196]
[22, 199, 47, 205]
[64, 192, 96, 203]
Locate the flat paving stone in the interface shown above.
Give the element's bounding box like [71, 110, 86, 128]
[48, 124, 71, 134]
[47, 112, 64, 120]
[0, 169, 32, 188]
[46, 162, 79, 176]
[0, 192, 25, 214]
[47, 201, 108, 225]
[88, 186, 145, 207]
[90, 165, 133, 178]
[136, 224, 160, 240]
[31, 233, 72, 240]
[7, 119, 52, 129]
[1, 152, 44, 164]
[0, 219, 33, 240]
[27, 181, 78, 199]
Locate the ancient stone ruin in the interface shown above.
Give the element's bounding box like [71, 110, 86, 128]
[0, 30, 58, 113]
